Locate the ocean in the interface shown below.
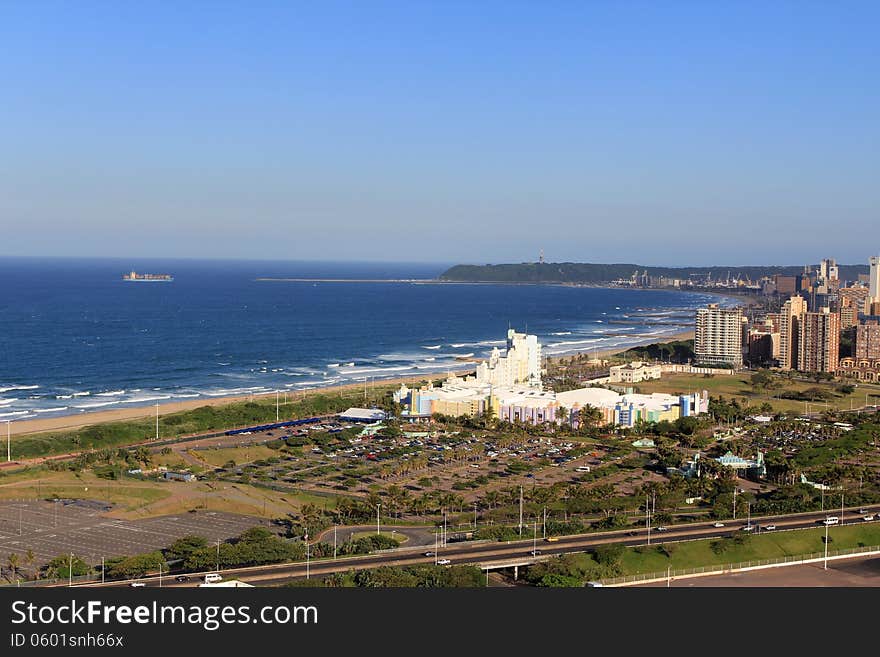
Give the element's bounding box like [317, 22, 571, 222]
[0, 257, 732, 421]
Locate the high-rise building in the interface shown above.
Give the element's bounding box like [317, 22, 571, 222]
[773, 275, 797, 296]
[473, 329, 543, 388]
[855, 319, 880, 360]
[694, 304, 744, 368]
[798, 308, 840, 373]
[839, 285, 870, 316]
[870, 256, 880, 303]
[779, 296, 807, 370]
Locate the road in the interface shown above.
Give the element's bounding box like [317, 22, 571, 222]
[66, 504, 880, 588]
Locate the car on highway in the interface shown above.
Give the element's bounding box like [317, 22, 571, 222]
[763, 524, 777, 531]
[863, 515, 875, 522]
[437, 559, 451, 565]
[713, 522, 725, 528]
[129, 582, 146, 588]
[858, 508, 869, 514]
[822, 516, 839, 526]
[530, 550, 542, 556]
[545, 536, 559, 542]
[741, 524, 755, 531]
[654, 526, 668, 532]
[424, 551, 435, 557]
[175, 575, 189, 582]
[203, 573, 223, 584]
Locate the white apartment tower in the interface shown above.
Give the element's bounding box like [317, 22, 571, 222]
[694, 304, 744, 368]
[870, 255, 880, 304]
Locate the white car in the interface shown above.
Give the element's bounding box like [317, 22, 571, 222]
[713, 522, 725, 528]
[129, 582, 146, 588]
[863, 515, 875, 522]
[437, 559, 451, 565]
[763, 524, 777, 531]
[741, 525, 755, 532]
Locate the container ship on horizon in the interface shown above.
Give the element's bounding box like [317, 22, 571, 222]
[122, 270, 174, 282]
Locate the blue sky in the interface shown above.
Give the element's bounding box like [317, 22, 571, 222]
[1, 1, 878, 265]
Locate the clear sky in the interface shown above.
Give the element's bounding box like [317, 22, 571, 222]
[1, 1, 878, 266]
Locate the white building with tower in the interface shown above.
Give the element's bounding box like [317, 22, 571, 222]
[472, 329, 543, 388]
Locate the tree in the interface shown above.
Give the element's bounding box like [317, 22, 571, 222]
[44, 554, 90, 579]
[7, 553, 20, 582]
[578, 405, 603, 433]
[557, 405, 569, 427]
[165, 535, 208, 562]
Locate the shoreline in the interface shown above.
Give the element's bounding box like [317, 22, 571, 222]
[7, 329, 695, 438]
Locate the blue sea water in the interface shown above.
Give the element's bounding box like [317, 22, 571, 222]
[0, 257, 730, 421]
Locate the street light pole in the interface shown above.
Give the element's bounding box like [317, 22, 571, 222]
[155, 403, 159, 441]
[824, 522, 829, 570]
[333, 525, 337, 560]
[519, 485, 524, 536]
[377, 503, 381, 536]
[216, 540, 220, 572]
[6, 420, 10, 462]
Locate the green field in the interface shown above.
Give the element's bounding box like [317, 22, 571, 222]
[351, 530, 407, 544]
[616, 524, 880, 576]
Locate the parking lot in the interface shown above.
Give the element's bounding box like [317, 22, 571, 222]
[0, 499, 269, 573]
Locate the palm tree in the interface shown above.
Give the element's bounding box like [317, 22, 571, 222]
[24, 549, 35, 579]
[7, 553, 20, 582]
[557, 405, 569, 428]
[483, 490, 501, 510]
[578, 405, 603, 433]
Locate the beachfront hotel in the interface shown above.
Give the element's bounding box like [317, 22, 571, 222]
[393, 330, 708, 428]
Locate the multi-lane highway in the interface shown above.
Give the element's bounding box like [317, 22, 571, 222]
[68, 504, 880, 588]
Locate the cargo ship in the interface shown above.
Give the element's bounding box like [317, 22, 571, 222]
[122, 271, 174, 282]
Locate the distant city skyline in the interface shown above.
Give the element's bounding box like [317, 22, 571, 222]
[1, 2, 878, 264]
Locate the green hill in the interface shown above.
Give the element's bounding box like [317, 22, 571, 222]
[439, 262, 868, 284]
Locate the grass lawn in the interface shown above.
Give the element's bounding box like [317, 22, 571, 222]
[189, 445, 281, 467]
[618, 523, 880, 576]
[634, 373, 880, 415]
[351, 530, 407, 544]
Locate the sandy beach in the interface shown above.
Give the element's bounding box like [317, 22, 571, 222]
[8, 329, 694, 438]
